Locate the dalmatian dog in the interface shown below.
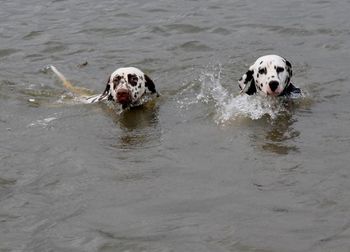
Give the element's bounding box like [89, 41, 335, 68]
[238, 55, 301, 97]
[86, 67, 158, 108]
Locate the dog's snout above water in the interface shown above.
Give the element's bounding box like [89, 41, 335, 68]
[269, 81, 279, 92]
[116, 89, 131, 104]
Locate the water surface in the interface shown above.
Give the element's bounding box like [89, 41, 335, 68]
[1, 0, 350, 251]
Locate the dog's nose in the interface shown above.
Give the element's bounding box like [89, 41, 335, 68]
[116, 89, 131, 104]
[269, 81, 279, 92]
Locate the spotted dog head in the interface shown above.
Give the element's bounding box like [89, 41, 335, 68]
[98, 67, 157, 108]
[238, 55, 293, 96]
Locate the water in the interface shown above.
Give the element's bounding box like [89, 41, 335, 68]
[1, 0, 350, 251]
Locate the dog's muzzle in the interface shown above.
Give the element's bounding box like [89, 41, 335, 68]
[269, 81, 279, 92]
[116, 89, 132, 105]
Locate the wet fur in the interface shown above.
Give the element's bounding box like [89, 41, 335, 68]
[238, 55, 301, 97]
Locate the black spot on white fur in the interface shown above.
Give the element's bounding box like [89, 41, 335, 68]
[238, 55, 301, 97]
[145, 74, 157, 94]
[97, 67, 158, 108]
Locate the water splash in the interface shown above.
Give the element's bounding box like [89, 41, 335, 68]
[27, 116, 58, 128]
[195, 66, 290, 124]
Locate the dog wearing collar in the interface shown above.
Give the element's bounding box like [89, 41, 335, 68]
[86, 67, 158, 108]
[238, 55, 301, 97]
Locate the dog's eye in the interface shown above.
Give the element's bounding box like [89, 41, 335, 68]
[258, 68, 267, 75]
[128, 74, 138, 86]
[276, 67, 284, 73]
[113, 76, 122, 86]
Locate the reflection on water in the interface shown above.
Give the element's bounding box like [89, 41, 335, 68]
[261, 112, 300, 154]
[258, 98, 314, 155]
[102, 102, 161, 150]
[118, 103, 159, 131]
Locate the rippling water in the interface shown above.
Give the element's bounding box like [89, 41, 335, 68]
[1, 0, 350, 251]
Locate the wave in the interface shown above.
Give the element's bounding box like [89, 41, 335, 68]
[179, 65, 300, 125]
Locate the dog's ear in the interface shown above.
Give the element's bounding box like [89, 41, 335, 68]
[98, 74, 112, 101]
[238, 69, 256, 95]
[144, 74, 159, 96]
[284, 59, 293, 78]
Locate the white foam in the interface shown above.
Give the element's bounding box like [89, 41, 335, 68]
[194, 67, 289, 125]
[28, 116, 57, 128]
